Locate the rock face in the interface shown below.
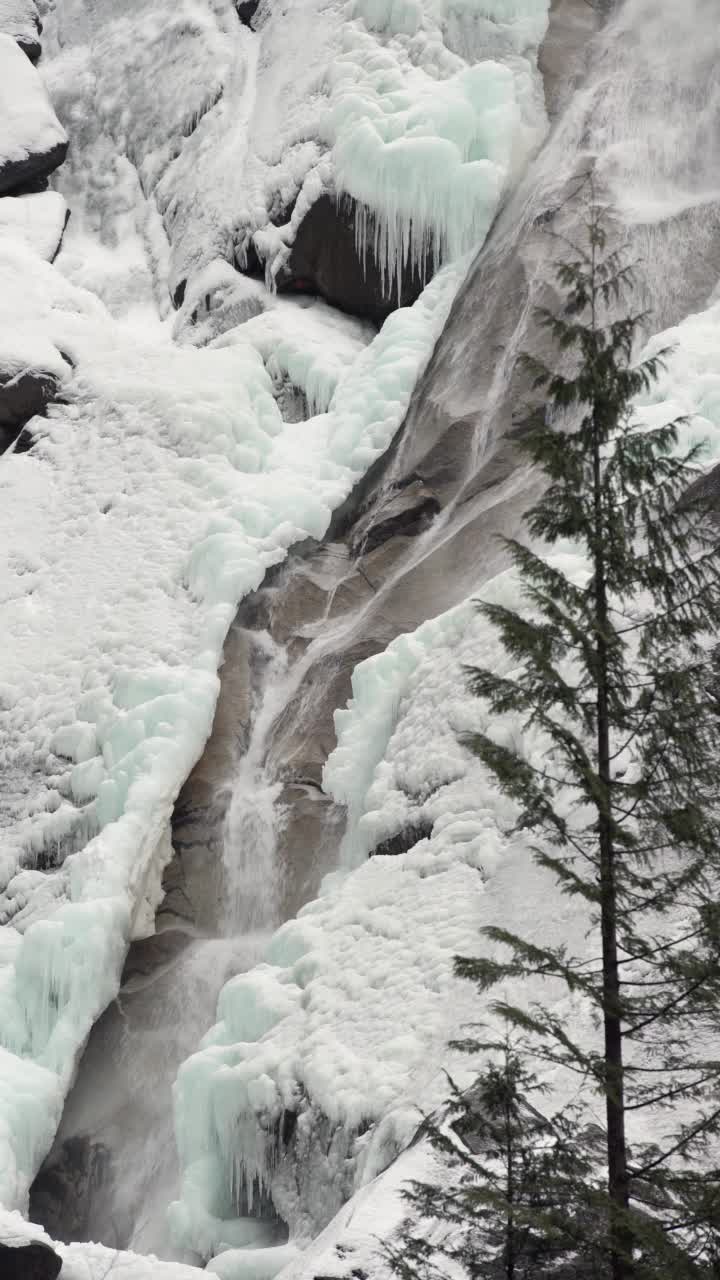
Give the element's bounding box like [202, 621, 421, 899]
[0, 1239, 62, 1280]
[538, 0, 602, 116]
[0, 365, 60, 452]
[276, 194, 430, 325]
[348, 479, 441, 557]
[0, 35, 67, 195]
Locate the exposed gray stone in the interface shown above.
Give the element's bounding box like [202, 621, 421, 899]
[538, 0, 603, 117]
[349, 479, 440, 556]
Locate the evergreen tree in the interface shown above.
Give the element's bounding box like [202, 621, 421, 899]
[456, 188, 720, 1278]
[385, 1035, 601, 1280]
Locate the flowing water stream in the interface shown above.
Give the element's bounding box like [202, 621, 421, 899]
[28, 0, 720, 1263]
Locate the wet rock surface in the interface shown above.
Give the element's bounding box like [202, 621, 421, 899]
[539, 0, 603, 116]
[30, 1137, 112, 1246]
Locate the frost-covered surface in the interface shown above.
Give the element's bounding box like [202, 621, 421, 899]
[326, 0, 548, 291]
[0, 34, 65, 174]
[0, 234, 464, 1212]
[173, 265, 375, 416]
[41, 0, 548, 304]
[209, 1244, 299, 1280]
[213, 297, 376, 416]
[0, 239, 75, 388]
[0, 1208, 212, 1280]
[0, 193, 67, 262]
[0, 0, 554, 1231]
[171, 291, 720, 1262]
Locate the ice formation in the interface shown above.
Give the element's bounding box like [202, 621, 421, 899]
[0, 234, 467, 1211]
[170, 291, 720, 1262]
[328, 0, 548, 293]
[0, 0, 554, 1230]
[212, 298, 376, 418]
[3, 0, 717, 1273]
[47, 0, 549, 306]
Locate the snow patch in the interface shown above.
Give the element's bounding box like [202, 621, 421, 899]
[0, 192, 67, 262]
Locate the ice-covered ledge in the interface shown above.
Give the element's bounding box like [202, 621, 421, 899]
[0, 248, 465, 1210]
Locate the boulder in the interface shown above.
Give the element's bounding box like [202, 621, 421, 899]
[0, 364, 60, 452]
[275, 193, 430, 325]
[0, 369, 59, 448]
[235, 0, 259, 23]
[0, 1239, 62, 1280]
[0, 0, 42, 61]
[0, 35, 68, 196]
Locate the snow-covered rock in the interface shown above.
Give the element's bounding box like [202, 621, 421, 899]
[0, 235, 73, 446]
[0, 193, 68, 261]
[0, 35, 67, 194]
[43, 0, 547, 318]
[0, 1236, 61, 1280]
[0, 1208, 211, 1279]
[0, 0, 42, 62]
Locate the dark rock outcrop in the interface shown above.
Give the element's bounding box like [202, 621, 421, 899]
[370, 820, 434, 858]
[0, 366, 60, 453]
[30, 1135, 113, 1244]
[0, 139, 68, 196]
[275, 194, 431, 325]
[0, 1239, 62, 1280]
[349, 479, 440, 556]
[235, 0, 260, 23]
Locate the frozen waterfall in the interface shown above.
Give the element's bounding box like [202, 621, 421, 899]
[0, 0, 716, 1278]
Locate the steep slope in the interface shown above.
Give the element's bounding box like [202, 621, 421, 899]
[0, 0, 548, 1248]
[2, 0, 718, 1277]
[166, 0, 720, 1271]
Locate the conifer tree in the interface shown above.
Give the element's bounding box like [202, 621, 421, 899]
[386, 1036, 600, 1280]
[456, 188, 720, 1278]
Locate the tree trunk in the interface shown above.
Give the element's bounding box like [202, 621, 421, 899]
[505, 1096, 515, 1280]
[593, 407, 632, 1280]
